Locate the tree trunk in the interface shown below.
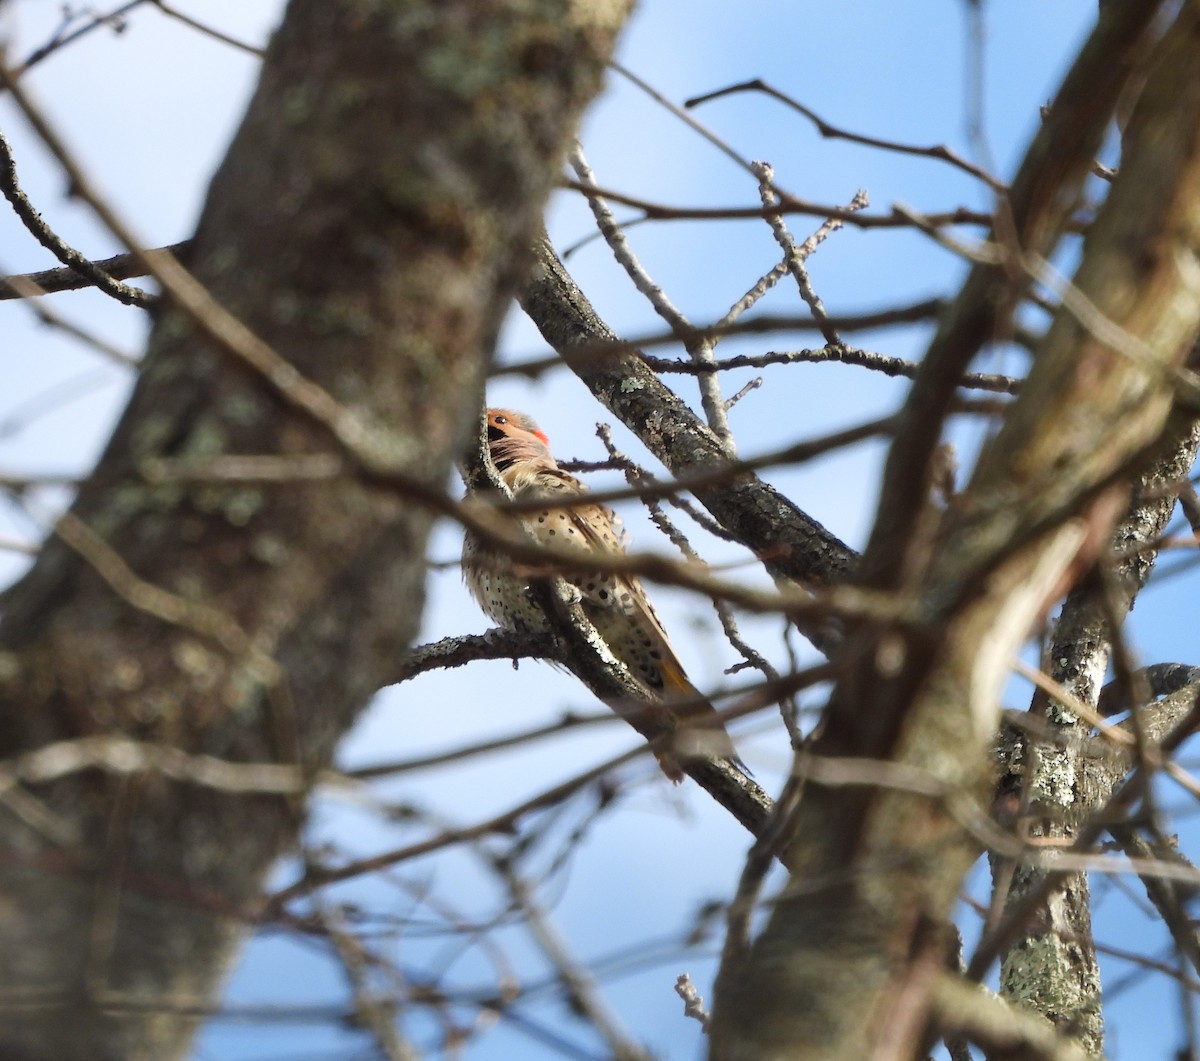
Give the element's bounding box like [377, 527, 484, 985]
[709, 4, 1200, 1057]
[0, 1, 632, 1058]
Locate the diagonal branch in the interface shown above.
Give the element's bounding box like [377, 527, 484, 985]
[520, 235, 857, 657]
[709, 5, 1200, 1056]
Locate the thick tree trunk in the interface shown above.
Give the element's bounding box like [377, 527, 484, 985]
[0, 1, 632, 1058]
[709, 4, 1200, 1058]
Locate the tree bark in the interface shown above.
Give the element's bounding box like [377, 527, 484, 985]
[0, 1, 632, 1058]
[992, 416, 1200, 1055]
[520, 237, 857, 660]
[709, 4, 1200, 1057]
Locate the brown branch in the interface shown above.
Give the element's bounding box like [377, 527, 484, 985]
[3, 278, 140, 366]
[562, 178, 993, 230]
[859, 0, 1166, 589]
[1106, 828, 1200, 978]
[496, 299, 946, 381]
[638, 343, 1021, 395]
[0, 736, 313, 796]
[12, 1, 147, 75]
[319, 909, 419, 1061]
[0, 128, 154, 307]
[0, 242, 189, 300]
[345, 710, 616, 779]
[388, 628, 562, 686]
[489, 856, 653, 1061]
[711, 5, 1200, 1055]
[930, 975, 1091, 1061]
[687, 79, 1006, 193]
[147, 1, 264, 55]
[266, 742, 653, 910]
[519, 236, 859, 659]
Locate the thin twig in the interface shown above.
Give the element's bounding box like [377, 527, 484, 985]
[674, 974, 711, 1032]
[0, 735, 316, 796]
[148, 0, 264, 55]
[50, 511, 280, 684]
[568, 145, 734, 448]
[561, 178, 993, 230]
[0, 129, 153, 307]
[346, 709, 617, 779]
[490, 857, 652, 1061]
[319, 908, 420, 1061]
[686, 78, 1006, 192]
[637, 343, 1021, 394]
[750, 160, 867, 347]
[0, 242, 188, 300]
[496, 299, 946, 380]
[12, 1, 148, 75]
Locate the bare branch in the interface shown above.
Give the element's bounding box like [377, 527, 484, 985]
[562, 177, 993, 230]
[389, 628, 562, 685]
[637, 342, 1021, 395]
[147, 0, 264, 55]
[0, 128, 153, 307]
[568, 144, 734, 448]
[687, 79, 1006, 192]
[931, 975, 1090, 1061]
[0, 242, 187, 300]
[674, 974, 710, 1032]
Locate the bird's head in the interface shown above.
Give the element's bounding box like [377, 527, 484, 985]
[485, 408, 553, 471]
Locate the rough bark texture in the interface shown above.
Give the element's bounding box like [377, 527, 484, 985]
[0, 1, 632, 1058]
[993, 417, 1200, 1055]
[709, 4, 1200, 1058]
[520, 237, 856, 657]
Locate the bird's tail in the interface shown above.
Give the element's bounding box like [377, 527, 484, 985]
[658, 664, 750, 782]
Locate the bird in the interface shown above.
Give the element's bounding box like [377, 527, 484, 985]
[462, 407, 744, 782]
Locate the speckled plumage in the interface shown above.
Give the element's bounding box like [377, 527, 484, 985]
[463, 408, 742, 781]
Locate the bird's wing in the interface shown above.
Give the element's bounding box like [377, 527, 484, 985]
[517, 468, 729, 734]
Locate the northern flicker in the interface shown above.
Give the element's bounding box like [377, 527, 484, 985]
[463, 407, 744, 781]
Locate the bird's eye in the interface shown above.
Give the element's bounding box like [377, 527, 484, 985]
[494, 415, 507, 425]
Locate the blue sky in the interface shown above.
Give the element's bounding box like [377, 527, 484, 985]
[4, 2, 1192, 1058]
